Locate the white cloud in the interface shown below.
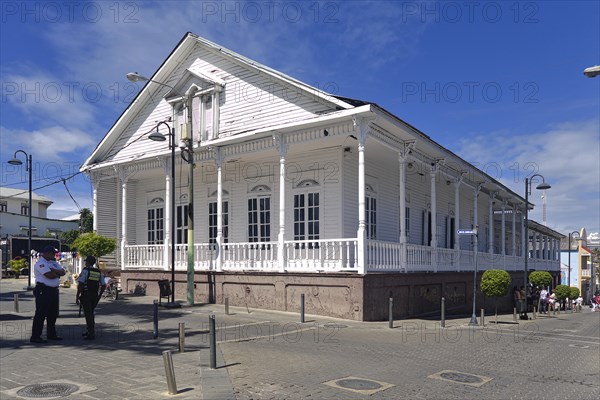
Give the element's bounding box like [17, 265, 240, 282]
[456, 120, 600, 234]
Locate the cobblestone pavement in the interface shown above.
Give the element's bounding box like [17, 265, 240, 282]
[1, 278, 599, 399]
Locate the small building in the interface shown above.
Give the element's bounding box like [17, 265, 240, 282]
[0, 187, 79, 238]
[561, 228, 599, 302]
[81, 33, 563, 320]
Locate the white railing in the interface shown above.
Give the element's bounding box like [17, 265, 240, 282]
[125, 245, 164, 269]
[406, 244, 432, 271]
[581, 269, 592, 278]
[222, 242, 278, 271]
[123, 240, 561, 273]
[367, 240, 405, 272]
[285, 239, 357, 271]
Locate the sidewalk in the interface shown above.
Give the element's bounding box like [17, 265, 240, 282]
[1, 277, 599, 399]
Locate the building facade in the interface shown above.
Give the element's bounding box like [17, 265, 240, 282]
[82, 33, 563, 320]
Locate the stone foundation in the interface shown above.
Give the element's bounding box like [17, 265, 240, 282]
[120, 270, 558, 321]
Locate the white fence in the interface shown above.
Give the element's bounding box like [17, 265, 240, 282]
[124, 239, 560, 273]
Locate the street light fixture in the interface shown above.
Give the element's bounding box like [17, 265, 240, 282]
[7, 150, 34, 290]
[149, 120, 181, 309]
[522, 174, 551, 320]
[583, 65, 600, 78]
[568, 231, 581, 287]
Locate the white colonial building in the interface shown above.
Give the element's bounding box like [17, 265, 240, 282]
[81, 33, 563, 320]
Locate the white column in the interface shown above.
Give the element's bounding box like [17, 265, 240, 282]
[119, 169, 129, 270]
[543, 235, 548, 260]
[164, 161, 171, 271]
[356, 119, 368, 274]
[92, 178, 98, 232]
[215, 148, 223, 272]
[488, 192, 495, 255]
[473, 185, 481, 252]
[511, 205, 517, 256]
[399, 153, 407, 270]
[532, 231, 538, 259]
[454, 178, 461, 250]
[277, 135, 288, 272]
[430, 163, 438, 272]
[521, 207, 526, 258]
[501, 201, 506, 256]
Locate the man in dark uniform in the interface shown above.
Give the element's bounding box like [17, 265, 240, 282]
[76, 255, 105, 340]
[31, 245, 66, 343]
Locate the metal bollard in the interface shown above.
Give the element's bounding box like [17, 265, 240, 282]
[14, 294, 19, 313]
[178, 322, 185, 353]
[441, 297, 445, 328]
[513, 307, 517, 322]
[162, 350, 178, 395]
[153, 300, 159, 339]
[480, 309, 485, 326]
[300, 294, 305, 323]
[388, 297, 393, 329]
[533, 307, 537, 319]
[225, 297, 229, 315]
[209, 315, 217, 369]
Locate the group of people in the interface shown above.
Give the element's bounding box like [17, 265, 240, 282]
[513, 284, 586, 316]
[30, 246, 106, 343]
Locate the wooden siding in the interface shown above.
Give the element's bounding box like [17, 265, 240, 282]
[97, 178, 118, 265]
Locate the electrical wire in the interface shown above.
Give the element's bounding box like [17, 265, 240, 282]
[62, 178, 82, 212]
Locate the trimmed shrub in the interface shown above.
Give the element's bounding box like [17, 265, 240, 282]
[529, 271, 552, 288]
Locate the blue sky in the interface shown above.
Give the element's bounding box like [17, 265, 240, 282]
[1, 1, 599, 237]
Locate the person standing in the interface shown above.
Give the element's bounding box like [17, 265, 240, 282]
[76, 255, 105, 340]
[539, 287, 548, 314]
[30, 245, 66, 343]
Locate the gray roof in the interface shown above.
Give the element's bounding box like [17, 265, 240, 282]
[0, 187, 53, 203]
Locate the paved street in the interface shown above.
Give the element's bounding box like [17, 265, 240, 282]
[1, 277, 599, 399]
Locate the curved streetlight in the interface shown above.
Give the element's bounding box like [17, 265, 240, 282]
[583, 65, 600, 78]
[568, 231, 581, 288]
[127, 72, 175, 89]
[522, 174, 551, 320]
[149, 120, 180, 308]
[7, 150, 34, 290]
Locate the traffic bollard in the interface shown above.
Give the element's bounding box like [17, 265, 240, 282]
[480, 309, 485, 326]
[178, 322, 185, 353]
[225, 297, 229, 315]
[153, 300, 159, 339]
[533, 307, 537, 319]
[513, 307, 517, 322]
[209, 315, 217, 369]
[14, 294, 19, 313]
[388, 296, 393, 329]
[162, 350, 178, 395]
[300, 294, 305, 323]
[441, 297, 445, 328]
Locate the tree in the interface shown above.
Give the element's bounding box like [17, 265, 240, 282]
[480, 269, 511, 323]
[72, 232, 116, 259]
[60, 229, 81, 248]
[529, 271, 552, 288]
[80, 208, 93, 233]
[569, 286, 580, 300]
[554, 284, 571, 310]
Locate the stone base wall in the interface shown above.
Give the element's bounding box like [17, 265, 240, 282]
[120, 270, 558, 321]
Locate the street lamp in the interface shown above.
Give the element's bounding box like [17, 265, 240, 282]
[568, 231, 581, 287]
[583, 65, 600, 78]
[149, 120, 181, 308]
[522, 174, 551, 320]
[7, 150, 34, 290]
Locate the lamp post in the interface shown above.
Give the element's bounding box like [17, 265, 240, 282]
[522, 174, 551, 320]
[568, 231, 581, 287]
[8, 150, 34, 290]
[149, 121, 180, 308]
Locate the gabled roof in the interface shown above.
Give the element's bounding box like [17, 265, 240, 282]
[81, 32, 354, 170]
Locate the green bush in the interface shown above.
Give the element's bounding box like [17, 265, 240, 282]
[529, 271, 552, 288]
[8, 258, 28, 276]
[569, 286, 580, 299]
[554, 284, 571, 301]
[481, 269, 512, 298]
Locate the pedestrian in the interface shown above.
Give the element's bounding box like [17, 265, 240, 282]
[30, 245, 66, 343]
[76, 255, 106, 340]
[539, 287, 548, 313]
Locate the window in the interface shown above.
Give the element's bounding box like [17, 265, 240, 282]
[0, 201, 7, 212]
[294, 192, 319, 241]
[422, 210, 432, 246]
[366, 195, 376, 239]
[248, 197, 271, 242]
[402, 207, 410, 239]
[208, 201, 229, 244]
[147, 207, 164, 244]
[176, 204, 188, 244]
[21, 203, 29, 216]
[446, 216, 455, 249]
